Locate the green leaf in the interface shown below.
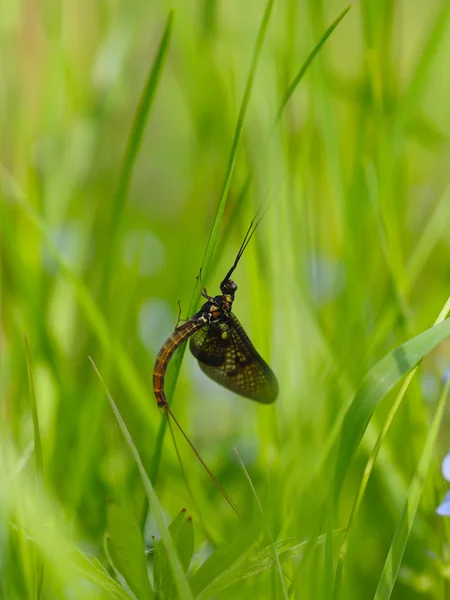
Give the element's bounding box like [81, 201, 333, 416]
[106, 502, 153, 599]
[334, 317, 450, 499]
[171, 510, 194, 574]
[154, 509, 194, 598]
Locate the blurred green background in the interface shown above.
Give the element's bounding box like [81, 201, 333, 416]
[2, 0, 450, 598]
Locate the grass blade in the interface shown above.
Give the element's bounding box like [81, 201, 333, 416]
[13, 193, 154, 430]
[275, 4, 353, 122]
[334, 296, 450, 599]
[103, 11, 174, 287]
[334, 316, 450, 500]
[150, 0, 275, 484]
[24, 335, 43, 478]
[373, 378, 450, 599]
[89, 357, 194, 600]
[234, 448, 289, 600]
[24, 335, 44, 599]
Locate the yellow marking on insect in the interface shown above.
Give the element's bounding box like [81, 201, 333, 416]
[222, 331, 228, 339]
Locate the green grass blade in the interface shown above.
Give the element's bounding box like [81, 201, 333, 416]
[89, 357, 194, 600]
[160, 509, 194, 599]
[106, 502, 153, 599]
[234, 448, 289, 600]
[373, 378, 450, 600]
[24, 335, 44, 599]
[334, 296, 450, 599]
[395, 1, 450, 129]
[72, 550, 134, 600]
[24, 336, 43, 479]
[104, 10, 174, 285]
[13, 193, 154, 429]
[190, 521, 262, 598]
[149, 0, 275, 484]
[334, 317, 450, 500]
[275, 4, 353, 122]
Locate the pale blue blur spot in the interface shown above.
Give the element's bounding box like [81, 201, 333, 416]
[306, 255, 345, 306]
[420, 373, 439, 404]
[442, 367, 450, 386]
[138, 299, 174, 353]
[122, 230, 166, 276]
[43, 222, 83, 273]
[442, 453, 450, 481]
[436, 491, 450, 516]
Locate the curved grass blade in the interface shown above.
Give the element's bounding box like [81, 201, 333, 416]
[89, 357, 194, 600]
[275, 4, 353, 122]
[373, 377, 450, 600]
[103, 10, 174, 288]
[333, 296, 450, 599]
[150, 0, 275, 484]
[334, 316, 450, 501]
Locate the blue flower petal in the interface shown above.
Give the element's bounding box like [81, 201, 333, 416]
[436, 491, 450, 516]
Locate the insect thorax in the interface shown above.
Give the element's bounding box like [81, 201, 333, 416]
[200, 295, 233, 324]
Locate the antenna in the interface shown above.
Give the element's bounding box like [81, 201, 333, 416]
[221, 199, 272, 284]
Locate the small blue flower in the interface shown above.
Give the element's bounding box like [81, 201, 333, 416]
[436, 453, 450, 516]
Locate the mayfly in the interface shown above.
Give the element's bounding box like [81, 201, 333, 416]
[153, 211, 278, 511]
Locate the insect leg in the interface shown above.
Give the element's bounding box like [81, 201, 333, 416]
[175, 300, 186, 328]
[197, 268, 213, 301]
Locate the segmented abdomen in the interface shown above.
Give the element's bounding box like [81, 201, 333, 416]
[153, 318, 206, 407]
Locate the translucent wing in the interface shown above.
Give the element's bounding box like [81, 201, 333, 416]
[190, 313, 278, 404]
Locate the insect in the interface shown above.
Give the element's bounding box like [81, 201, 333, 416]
[153, 211, 278, 512]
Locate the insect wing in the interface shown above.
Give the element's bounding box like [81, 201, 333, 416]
[190, 313, 278, 404]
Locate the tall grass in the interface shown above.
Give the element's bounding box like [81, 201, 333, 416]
[2, 1, 450, 598]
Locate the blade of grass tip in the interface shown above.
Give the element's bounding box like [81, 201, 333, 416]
[374, 377, 450, 600]
[24, 335, 44, 600]
[334, 296, 450, 600]
[102, 10, 174, 291]
[275, 4, 353, 123]
[149, 0, 275, 485]
[234, 448, 289, 600]
[88, 357, 194, 600]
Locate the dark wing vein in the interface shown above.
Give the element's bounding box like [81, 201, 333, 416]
[189, 313, 278, 404]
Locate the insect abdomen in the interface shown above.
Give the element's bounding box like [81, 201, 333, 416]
[153, 318, 206, 407]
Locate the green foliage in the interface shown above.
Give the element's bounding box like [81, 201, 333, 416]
[2, 1, 450, 599]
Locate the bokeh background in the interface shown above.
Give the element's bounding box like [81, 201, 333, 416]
[2, 1, 450, 598]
